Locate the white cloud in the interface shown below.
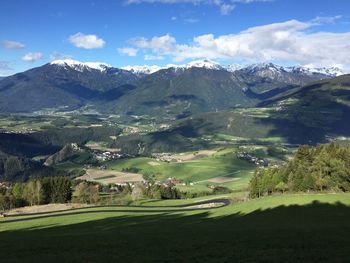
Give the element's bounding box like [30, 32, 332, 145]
[184, 18, 199, 23]
[1, 40, 25, 49]
[144, 54, 164, 60]
[232, 0, 272, 3]
[130, 34, 176, 52]
[50, 52, 74, 61]
[220, 4, 235, 15]
[22, 52, 43, 62]
[126, 0, 209, 3]
[0, 60, 13, 76]
[123, 18, 350, 68]
[69, 32, 105, 49]
[171, 16, 177, 21]
[310, 15, 342, 25]
[0, 61, 12, 70]
[118, 47, 138, 56]
[124, 0, 270, 15]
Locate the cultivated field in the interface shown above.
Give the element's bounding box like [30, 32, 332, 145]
[85, 141, 121, 152]
[107, 147, 256, 185]
[77, 169, 143, 184]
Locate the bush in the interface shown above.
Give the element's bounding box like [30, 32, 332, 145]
[212, 186, 232, 195]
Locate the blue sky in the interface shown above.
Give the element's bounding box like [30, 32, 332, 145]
[0, 0, 349, 76]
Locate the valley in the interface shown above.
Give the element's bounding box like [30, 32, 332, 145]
[1, 59, 350, 262]
[3, 1, 350, 261]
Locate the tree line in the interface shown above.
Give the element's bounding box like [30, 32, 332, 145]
[0, 176, 108, 213]
[249, 143, 350, 198]
[0, 176, 73, 211]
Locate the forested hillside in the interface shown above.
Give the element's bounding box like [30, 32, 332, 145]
[250, 143, 350, 197]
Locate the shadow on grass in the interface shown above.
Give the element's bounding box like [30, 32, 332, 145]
[1, 201, 350, 262]
[256, 81, 350, 144]
[1, 198, 230, 223]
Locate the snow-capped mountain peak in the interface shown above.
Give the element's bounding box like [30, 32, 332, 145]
[245, 63, 284, 72]
[303, 66, 343, 77]
[121, 65, 162, 75]
[284, 65, 344, 77]
[224, 64, 243, 72]
[50, 59, 110, 72]
[122, 60, 224, 75]
[50, 59, 346, 78]
[167, 59, 223, 71]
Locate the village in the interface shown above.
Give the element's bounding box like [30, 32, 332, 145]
[235, 151, 269, 167]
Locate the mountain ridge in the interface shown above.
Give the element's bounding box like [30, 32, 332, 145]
[0, 59, 346, 117]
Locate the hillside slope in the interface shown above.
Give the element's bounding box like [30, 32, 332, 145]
[131, 74, 350, 146]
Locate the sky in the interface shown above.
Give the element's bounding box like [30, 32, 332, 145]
[0, 0, 350, 76]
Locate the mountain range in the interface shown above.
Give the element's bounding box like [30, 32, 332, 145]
[0, 59, 345, 118]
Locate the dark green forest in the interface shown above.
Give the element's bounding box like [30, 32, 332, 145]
[250, 143, 350, 197]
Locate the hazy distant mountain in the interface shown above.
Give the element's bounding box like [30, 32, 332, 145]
[234, 63, 344, 93]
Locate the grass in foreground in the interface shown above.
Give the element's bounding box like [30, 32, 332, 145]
[1, 193, 350, 262]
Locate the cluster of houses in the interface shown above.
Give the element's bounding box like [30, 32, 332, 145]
[151, 153, 181, 162]
[105, 177, 182, 192]
[0, 182, 9, 189]
[92, 151, 134, 161]
[236, 151, 269, 167]
[0, 128, 35, 134]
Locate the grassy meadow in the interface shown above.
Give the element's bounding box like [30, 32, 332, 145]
[2, 193, 350, 262]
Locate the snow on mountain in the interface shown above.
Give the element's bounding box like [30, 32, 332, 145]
[224, 64, 243, 72]
[303, 66, 343, 77]
[284, 65, 344, 77]
[122, 60, 223, 75]
[50, 59, 345, 78]
[50, 59, 110, 72]
[167, 59, 223, 71]
[244, 63, 284, 72]
[121, 65, 162, 75]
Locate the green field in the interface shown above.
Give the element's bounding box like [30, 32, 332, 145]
[2, 193, 350, 262]
[107, 148, 256, 186]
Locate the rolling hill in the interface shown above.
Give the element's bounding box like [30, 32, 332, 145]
[114, 74, 350, 151]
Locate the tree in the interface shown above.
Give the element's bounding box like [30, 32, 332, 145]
[275, 182, 287, 193]
[249, 143, 350, 198]
[11, 183, 25, 199]
[23, 180, 43, 206]
[11, 182, 26, 207]
[42, 177, 72, 203]
[131, 183, 144, 201]
[74, 182, 99, 204]
[0, 194, 16, 213]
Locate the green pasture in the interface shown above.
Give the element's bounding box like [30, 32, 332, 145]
[2, 193, 350, 262]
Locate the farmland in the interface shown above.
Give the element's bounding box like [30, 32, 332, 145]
[77, 169, 143, 185]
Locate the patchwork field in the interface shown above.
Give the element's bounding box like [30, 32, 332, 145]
[85, 141, 121, 152]
[77, 169, 143, 184]
[107, 148, 256, 186]
[206, 176, 240, 183]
